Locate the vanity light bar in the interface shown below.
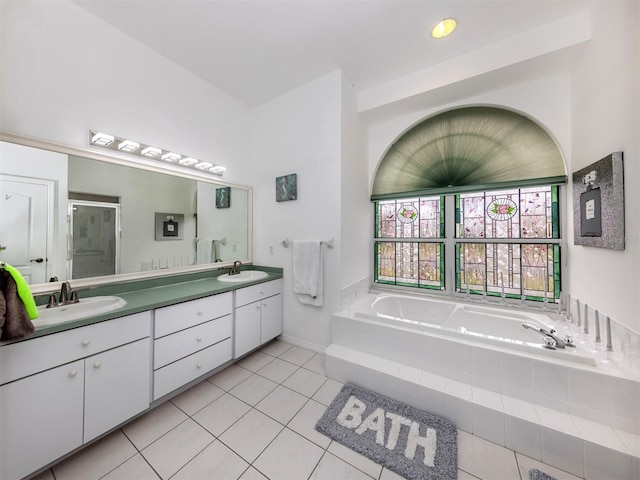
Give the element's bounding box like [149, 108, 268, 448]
[118, 140, 139, 152]
[89, 130, 225, 176]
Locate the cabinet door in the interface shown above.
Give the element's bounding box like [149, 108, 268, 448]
[261, 294, 282, 344]
[84, 339, 151, 442]
[234, 301, 261, 358]
[0, 360, 84, 480]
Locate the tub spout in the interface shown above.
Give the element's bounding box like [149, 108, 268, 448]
[522, 322, 567, 349]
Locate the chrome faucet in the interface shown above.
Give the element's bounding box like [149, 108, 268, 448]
[229, 260, 243, 275]
[522, 322, 573, 349]
[46, 282, 79, 308]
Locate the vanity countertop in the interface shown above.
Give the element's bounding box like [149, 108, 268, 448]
[1, 266, 283, 344]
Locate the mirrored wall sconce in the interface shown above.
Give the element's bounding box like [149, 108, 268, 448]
[89, 130, 226, 176]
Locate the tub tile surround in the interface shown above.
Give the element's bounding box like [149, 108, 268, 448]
[327, 294, 640, 479]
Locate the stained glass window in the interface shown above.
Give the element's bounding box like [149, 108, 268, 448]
[457, 186, 559, 239]
[374, 187, 561, 302]
[375, 196, 444, 289]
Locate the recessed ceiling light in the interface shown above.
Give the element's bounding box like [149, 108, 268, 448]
[432, 18, 457, 39]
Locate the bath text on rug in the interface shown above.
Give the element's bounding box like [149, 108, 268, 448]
[336, 395, 437, 466]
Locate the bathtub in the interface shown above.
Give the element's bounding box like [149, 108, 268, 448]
[353, 293, 596, 366]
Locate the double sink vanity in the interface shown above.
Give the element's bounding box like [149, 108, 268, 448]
[0, 267, 282, 480]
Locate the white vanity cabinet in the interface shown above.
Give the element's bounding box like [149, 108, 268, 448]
[0, 312, 151, 480]
[234, 279, 282, 358]
[153, 292, 233, 400]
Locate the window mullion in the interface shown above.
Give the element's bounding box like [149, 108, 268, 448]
[444, 194, 456, 294]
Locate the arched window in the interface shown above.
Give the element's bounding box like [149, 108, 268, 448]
[372, 106, 566, 301]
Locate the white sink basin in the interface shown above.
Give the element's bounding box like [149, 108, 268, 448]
[34, 296, 127, 327]
[217, 270, 269, 283]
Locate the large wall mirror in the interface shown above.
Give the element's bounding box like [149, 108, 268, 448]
[0, 132, 252, 294]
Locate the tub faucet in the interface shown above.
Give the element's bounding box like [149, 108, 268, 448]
[522, 322, 570, 349]
[46, 282, 79, 308]
[229, 261, 242, 275]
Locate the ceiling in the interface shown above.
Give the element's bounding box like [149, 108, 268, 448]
[73, 0, 591, 107]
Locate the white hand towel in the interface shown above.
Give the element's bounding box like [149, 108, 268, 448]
[293, 240, 324, 306]
[196, 238, 214, 264]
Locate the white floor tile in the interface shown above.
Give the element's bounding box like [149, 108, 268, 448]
[253, 428, 324, 480]
[309, 452, 372, 479]
[261, 339, 293, 357]
[312, 378, 344, 406]
[170, 380, 225, 416]
[102, 453, 160, 480]
[207, 363, 253, 391]
[303, 353, 326, 375]
[283, 368, 327, 397]
[256, 385, 309, 425]
[457, 430, 521, 480]
[173, 439, 249, 480]
[327, 441, 383, 479]
[53, 430, 137, 480]
[141, 419, 214, 479]
[219, 409, 283, 463]
[288, 399, 332, 449]
[238, 351, 276, 372]
[515, 452, 583, 480]
[257, 357, 299, 383]
[192, 392, 251, 436]
[457, 469, 481, 479]
[231, 373, 279, 406]
[122, 400, 189, 450]
[279, 346, 316, 365]
[239, 466, 269, 479]
[379, 467, 405, 480]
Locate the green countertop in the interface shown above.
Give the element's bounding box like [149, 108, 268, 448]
[2, 266, 283, 344]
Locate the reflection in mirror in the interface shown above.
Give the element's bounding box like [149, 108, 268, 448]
[0, 137, 251, 290]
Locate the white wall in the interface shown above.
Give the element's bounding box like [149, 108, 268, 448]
[251, 71, 342, 350]
[0, 0, 251, 185]
[568, 1, 640, 333]
[340, 75, 371, 301]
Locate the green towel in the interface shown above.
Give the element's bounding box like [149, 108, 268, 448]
[3, 264, 39, 319]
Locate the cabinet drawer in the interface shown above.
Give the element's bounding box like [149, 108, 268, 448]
[154, 315, 231, 369]
[153, 338, 232, 400]
[155, 292, 232, 338]
[235, 279, 283, 307]
[0, 311, 151, 386]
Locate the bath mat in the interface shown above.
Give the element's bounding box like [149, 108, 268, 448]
[529, 468, 558, 480]
[315, 383, 457, 480]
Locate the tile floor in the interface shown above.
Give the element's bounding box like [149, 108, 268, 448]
[33, 341, 584, 480]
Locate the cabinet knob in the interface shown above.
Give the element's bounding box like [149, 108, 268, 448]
[197, 311, 203, 316]
[196, 363, 203, 369]
[81, 339, 90, 346]
[93, 361, 101, 369]
[255, 304, 261, 310]
[196, 336, 203, 342]
[260, 290, 264, 295]
[68, 370, 78, 377]
[263, 303, 267, 308]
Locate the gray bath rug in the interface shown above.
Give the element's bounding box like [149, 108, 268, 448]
[315, 383, 457, 480]
[529, 469, 558, 480]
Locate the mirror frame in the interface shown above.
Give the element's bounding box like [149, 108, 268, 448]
[0, 130, 253, 295]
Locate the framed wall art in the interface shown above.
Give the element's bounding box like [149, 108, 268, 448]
[276, 173, 297, 202]
[572, 151, 624, 250]
[216, 187, 230, 208]
[154, 213, 184, 241]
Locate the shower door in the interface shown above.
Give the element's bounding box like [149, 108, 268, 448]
[69, 201, 120, 279]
